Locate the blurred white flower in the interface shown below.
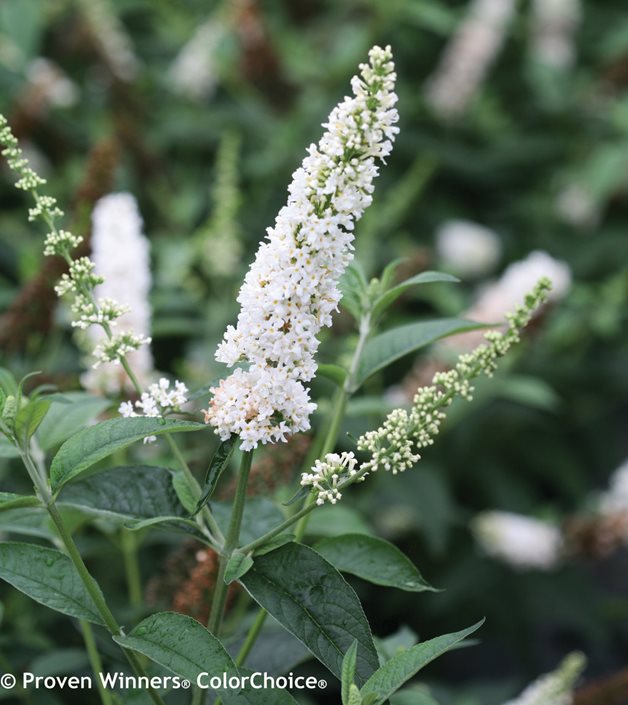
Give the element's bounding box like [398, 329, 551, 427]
[473, 510, 563, 569]
[470, 250, 571, 324]
[530, 0, 580, 71]
[436, 220, 501, 277]
[168, 18, 226, 101]
[556, 183, 598, 229]
[205, 46, 399, 450]
[82, 193, 153, 393]
[502, 652, 585, 705]
[425, 0, 517, 119]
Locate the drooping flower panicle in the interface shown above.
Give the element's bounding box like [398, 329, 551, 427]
[205, 45, 399, 450]
[0, 116, 150, 382]
[303, 280, 551, 504]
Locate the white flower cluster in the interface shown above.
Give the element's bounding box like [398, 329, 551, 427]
[168, 18, 226, 101]
[472, 511, 563, 570]
[301, 452, 359, 505]
[436, 220, 501, 278]
[81, 193, 153, 392]
[120, 378, 189, 443]
[205, 45, 399, 450]
[77, 0, 139, 81]
[530, 0, 580, 71]
[425, 0, 517, 119]
[599, 457, 628, 515]
[502, 652, 585, 705]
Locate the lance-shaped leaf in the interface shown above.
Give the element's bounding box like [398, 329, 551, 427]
[360, 622, 484, 705]
[114, 612, 298, 704]
[342, 640, 359, 705]
[371, 271, 459, 321]
[0, 542, 104, 625]
[354, 318, 484, 389]
[50, 418, 205, 491]
[240, 542, 379, 686]
[58, 466, 186, 521]
[314, 534, 435, 592]
[14, 398, 51, 449]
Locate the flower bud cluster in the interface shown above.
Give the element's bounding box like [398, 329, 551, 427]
[205, 46, 399, 450]
[357, 279, 552, 476]
[301, 452, 359, 505]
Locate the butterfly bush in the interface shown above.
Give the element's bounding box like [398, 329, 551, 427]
[82, 193, 154, 393]
[472, 510, 563, 570]
[205, 45, 399, 450]
[530, 0, 580, 70]
[435, 219, 501, 278]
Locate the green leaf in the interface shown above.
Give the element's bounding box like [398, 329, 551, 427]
[240, 542, 379, 686]
[254, 534, 295, 557]
[359, 622, 484, 705]
[341, 264, 369, 320]
[58, 466, 186, 521]
[0, 492, 40, 512]
[14, 398, 51, 448]
[354, 318, 484, 389]
[224, 551, 254, 584]
[0, 542, 105, 625]
[342, 640, 359, 705]
[194, 437, 236, 516]
[348, 684, 363, 705]
[282, 485, 311, 507]
[213, 498, 285, 546]
[306, 505, 371, 538]
[372, 272, 459, 321]
[314, 534, 435, 592]
[113, 612, 236, 682]
[50, 418, 205, 491]
[171, 469, 198, 514]
[113, 612, 298, 704]
[318, 364, 349, 387]
[36, 393, 112, 451]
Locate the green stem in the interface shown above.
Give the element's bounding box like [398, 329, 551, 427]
[120, 529, 142, 609]
[207, 450, 253, 636]
[235, 609, 268, 666]
[80, 620, 113, 705]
